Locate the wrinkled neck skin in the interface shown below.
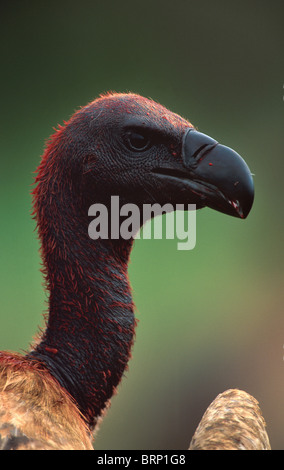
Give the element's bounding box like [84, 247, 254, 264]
[28, 152, 136, 430]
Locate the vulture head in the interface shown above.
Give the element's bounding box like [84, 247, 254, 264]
[39, 93, 254, 227]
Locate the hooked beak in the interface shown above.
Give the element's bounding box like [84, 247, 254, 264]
[180, 128, 254, 218]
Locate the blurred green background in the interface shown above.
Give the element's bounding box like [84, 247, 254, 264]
[0, 0, 283, 449]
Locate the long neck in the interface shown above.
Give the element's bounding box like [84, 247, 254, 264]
[28, 146, 136, 429]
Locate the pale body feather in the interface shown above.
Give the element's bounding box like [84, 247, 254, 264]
[0, 352, 93, 450]
[189, 389, 271, 450]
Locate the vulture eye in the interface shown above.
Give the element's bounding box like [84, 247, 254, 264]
[125, 130, 151, 152]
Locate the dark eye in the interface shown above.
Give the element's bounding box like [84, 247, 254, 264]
[125, 130, 151, 151]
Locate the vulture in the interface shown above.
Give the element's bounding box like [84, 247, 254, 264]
[0, 92, 269, 450]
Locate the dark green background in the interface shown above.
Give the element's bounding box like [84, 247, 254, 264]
[0, 0, 283, 449]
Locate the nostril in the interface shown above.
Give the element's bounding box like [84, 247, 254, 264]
[182, 129, 218, 167]
[191, 143, 218, 163]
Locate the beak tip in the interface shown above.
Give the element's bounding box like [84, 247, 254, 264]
[237, 170, 255, 219]
[226, 175, 254, 220]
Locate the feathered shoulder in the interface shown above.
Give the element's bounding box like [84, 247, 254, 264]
[0, 352, 93, 450]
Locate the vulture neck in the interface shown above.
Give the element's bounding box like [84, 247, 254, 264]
[28, 150, 136, 429]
